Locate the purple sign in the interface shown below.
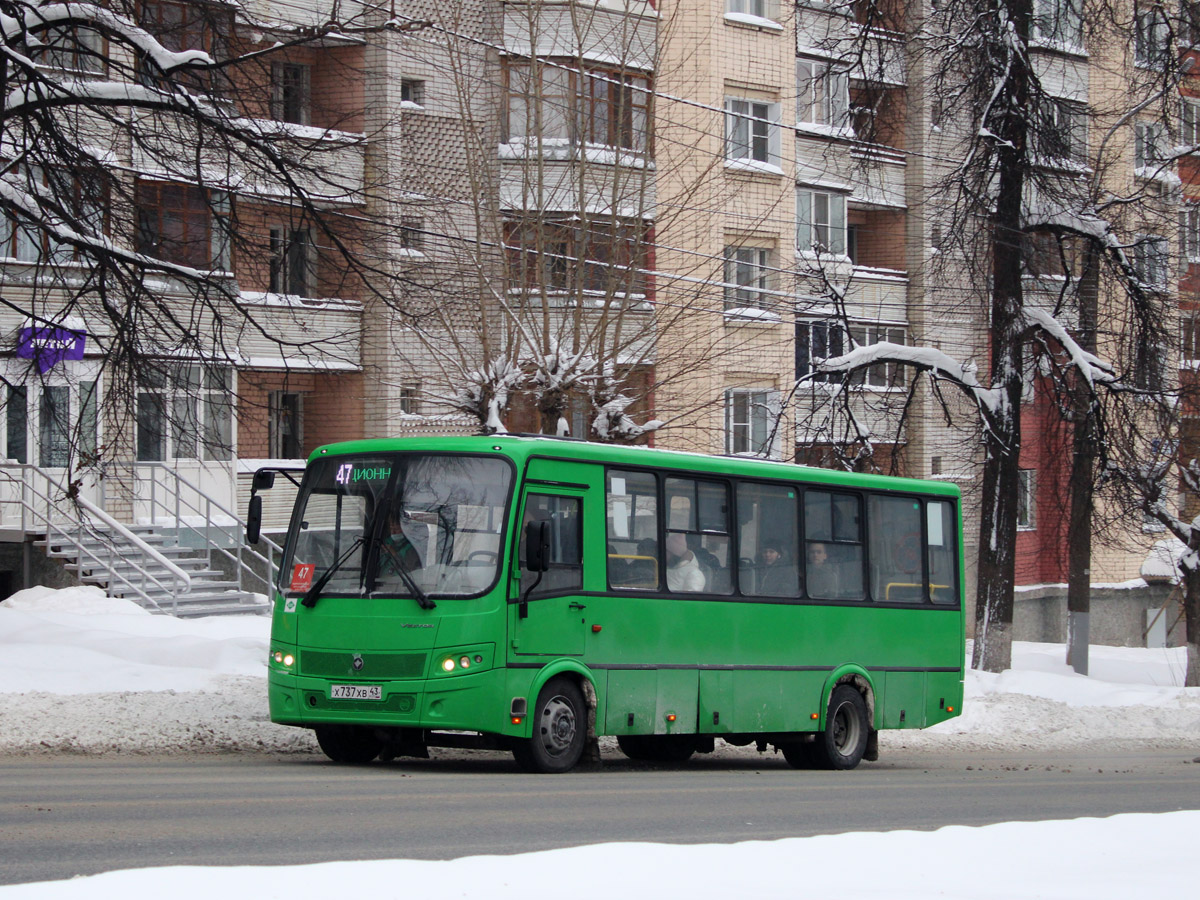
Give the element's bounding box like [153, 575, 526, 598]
[16, 327, 87, 374]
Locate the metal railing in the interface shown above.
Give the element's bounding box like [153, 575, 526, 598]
[100, 463, 285, 600]
[0, 464, 191, 611]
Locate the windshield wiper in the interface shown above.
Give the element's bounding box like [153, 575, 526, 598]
[373, 538, 437, 610]
[301, 536, 365, 609]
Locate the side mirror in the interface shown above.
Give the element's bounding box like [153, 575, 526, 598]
[525, 520, 551, 572]
[246, 494, 263, 545]
[252, 470, 276, 491]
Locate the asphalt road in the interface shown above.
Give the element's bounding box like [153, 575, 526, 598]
[1, 748, 1198, 886]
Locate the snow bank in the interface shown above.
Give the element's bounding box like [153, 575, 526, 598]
[2, 587, 1199, 756]
[0, 812, 1194, 900]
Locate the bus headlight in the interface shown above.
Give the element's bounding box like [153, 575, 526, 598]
[441, 657, 456, 672]
[272, 651, 295, 668]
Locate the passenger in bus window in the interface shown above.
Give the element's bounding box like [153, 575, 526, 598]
[380, 512, 420, 575]
[626, 538, 659, 587]
[806, 541, 838, 598]
[757, 540, 796, 596]
[666, 532, 706, 592]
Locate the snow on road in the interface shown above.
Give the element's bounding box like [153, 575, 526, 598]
[1, 585, 1197, 899]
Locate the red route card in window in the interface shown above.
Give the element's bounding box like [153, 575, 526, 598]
[290, 563, 315, 592]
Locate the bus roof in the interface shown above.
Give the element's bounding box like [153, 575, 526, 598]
[307, 434, 961, 498]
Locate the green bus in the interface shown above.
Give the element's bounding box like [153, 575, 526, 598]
[250, 435, 964, 773]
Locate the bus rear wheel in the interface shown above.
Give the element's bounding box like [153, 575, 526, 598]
[803, 685, 870, 770]
[314, 725, 383, 764]
[617, 734, 696, 763]
[512, 676, 587, 773]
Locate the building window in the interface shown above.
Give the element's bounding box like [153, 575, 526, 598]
[1131, 234, 1169, 287]
[1183, 98, 1200, 147]
[0, 167, 104, 264]
[504, 61, 651, 153]
[505, 218, 647, 295]
[796, 189, 847, 255]
[725, 389, 780, 457]
[796, 59, 848, 129]
[1134, 3, 1170, 67]
[1182, 314, 1200, 362]
[401, 78, 425, 106]
[137, 366, 232, 462]
[400, 217, 424, 252]
[1017, 469, 1036, 529]
[796, 321, 905, 387]
[271, 63, 311, 126]
[1135, 122, 1170, 172]
[135, 182, 230, 271]
[723, 246, 773, 310]
[269, 226, 314, 297]
[725, 98, 780, 165]
[269, 391, 302, 459]
[5, 386, 27, 463]
[1134, 336, 1168, 392]
[726, 0, 776, 20]
[1032, 0, 1084, 48]
[1037, 98, 1087, 163]
[137, 1, 231, 95]
[399, 382, 421, 414]
[30, 25, 104, 74]
[1183, 205, 1200, 263]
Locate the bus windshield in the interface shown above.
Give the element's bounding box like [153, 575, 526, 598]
[283, 454, 513, 600]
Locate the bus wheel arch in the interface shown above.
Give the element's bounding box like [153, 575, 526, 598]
[514, 663, 598, 773]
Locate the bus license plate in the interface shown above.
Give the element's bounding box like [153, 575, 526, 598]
[329, 684, 382, 701]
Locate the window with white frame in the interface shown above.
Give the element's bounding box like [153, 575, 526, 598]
[136, 365, 232, 462]
[1134, 3, 1170, 66]
[725, 388, 780, 457]
[796, 320, 905, 387]
[726, 0, 776, 20]
[1037, 98, 1087, 163]
[268, 391, 302, 459]
[1134, 335, 1168, 392]
[1017, 469, 1036, 529]
[269, 226, 314, 297]
[1181, 313, 1200, 362]
[725, 97, 780, 165]
[796, 189, 847, 255]
[1183, 204, 1200, 263]
[724, 245, 773, 309]
[270, 63, 311, 126]
[796, 59, 848, 129]
[1183, 98, 1200, 148]
[399, 382, 422, 414]
[401, 78, 425, 106]
[30, 24, 104, 74]
[1032, 0, 1084, 48]
[1, 166, 105, 264]
[1131, 234, 1169, 287]
[1135, 122, 1170, 171]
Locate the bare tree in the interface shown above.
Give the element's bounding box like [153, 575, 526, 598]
[790, 0, 1182, 671]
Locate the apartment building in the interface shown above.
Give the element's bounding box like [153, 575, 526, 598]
[0, 0, 1179, 630]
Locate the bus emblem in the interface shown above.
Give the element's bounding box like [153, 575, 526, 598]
[352, 654, 364, 671]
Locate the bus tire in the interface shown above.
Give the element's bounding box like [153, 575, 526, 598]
[810, 685, 870, 770]
[617, 734, 696, 763]
[512, 676, 587, 773]
[314, 725, 383, 764]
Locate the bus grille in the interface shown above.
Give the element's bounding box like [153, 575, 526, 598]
[301, 651, 427, 679]
[303, 691, 417, 713]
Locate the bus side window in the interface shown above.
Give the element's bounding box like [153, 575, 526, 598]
[737, 481, 799, 597]
[607, 469, 660, 590]
[927, 500, 959, 603]
[868, 495, 924, 603]
[804, 490, 864, 600]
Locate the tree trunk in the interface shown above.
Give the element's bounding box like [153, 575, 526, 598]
[1185, 547, 1200, 687]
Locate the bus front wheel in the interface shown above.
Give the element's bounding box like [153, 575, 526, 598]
[512, 676, 587, 773]
[789, 685, 869, 771]
[314, 725, 383, 764]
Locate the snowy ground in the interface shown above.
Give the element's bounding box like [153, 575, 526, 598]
[2, 585, 1198, 898]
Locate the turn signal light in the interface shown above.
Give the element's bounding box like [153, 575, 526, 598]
[811, 713, 819, 720]
[947, 706, 955, 713]
[511, 716, 524, 725]
[666, 714, 677, 722]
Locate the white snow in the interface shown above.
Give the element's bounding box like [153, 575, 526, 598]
[1, 586, 1197, 897]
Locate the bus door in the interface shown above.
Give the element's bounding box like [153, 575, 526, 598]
[510, 490, 587, 657]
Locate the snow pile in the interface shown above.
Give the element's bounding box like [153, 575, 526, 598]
[1, 587, 1199, 756]
[0, 812, 1194, 900]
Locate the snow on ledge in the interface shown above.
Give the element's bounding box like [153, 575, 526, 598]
[724, 158, 785, 176]
[723, 12, 784, 31]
